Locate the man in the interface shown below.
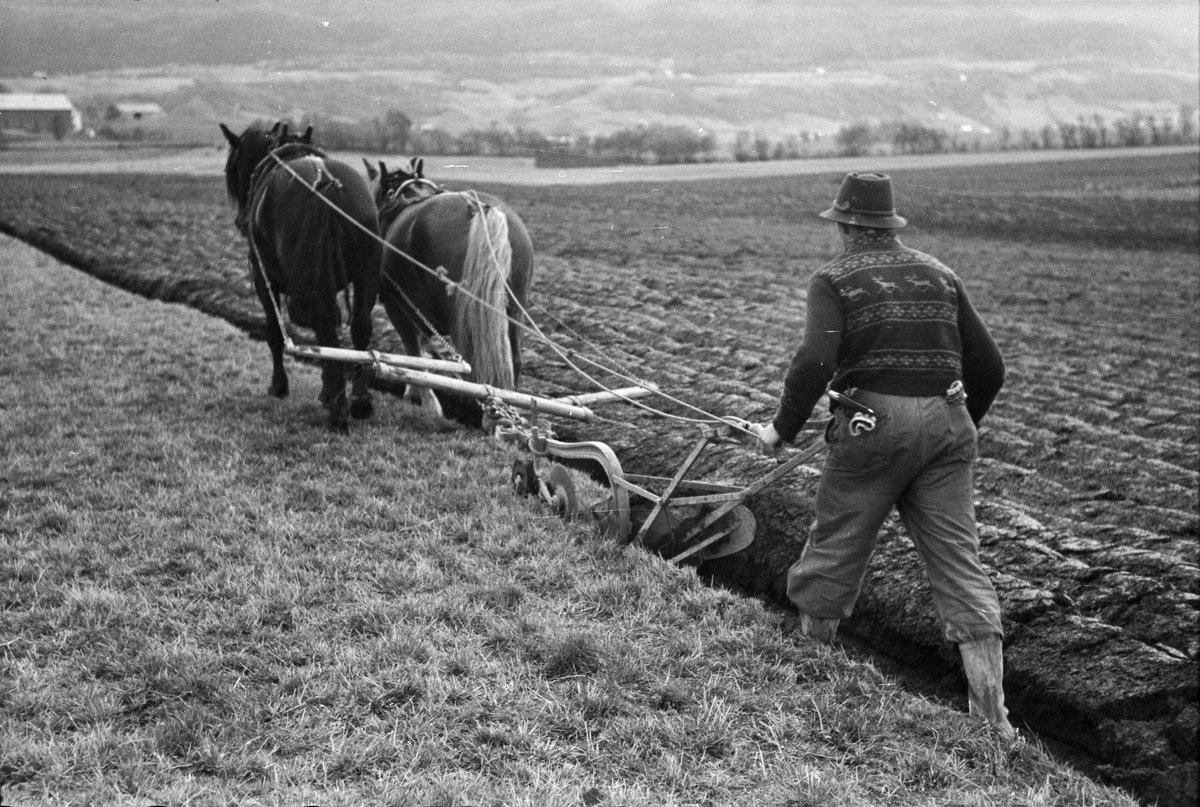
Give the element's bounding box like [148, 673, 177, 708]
[756, 172, 1014, 738]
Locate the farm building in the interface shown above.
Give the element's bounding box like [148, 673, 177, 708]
[0, 93, 81, 136]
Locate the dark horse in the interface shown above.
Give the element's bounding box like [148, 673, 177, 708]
[220, 122, 382, 431]
[366, 158, 534, 419]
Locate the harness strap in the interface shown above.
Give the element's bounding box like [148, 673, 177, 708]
[377, 177, 445, 228]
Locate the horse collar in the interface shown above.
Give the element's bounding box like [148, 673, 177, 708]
[248, 143, 328, 197]
[388, 178, 444, 208]
[378, 180, 444, 226]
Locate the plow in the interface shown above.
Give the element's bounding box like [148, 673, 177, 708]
[497, 404, 828, 564]
[289, 336, 830, 566]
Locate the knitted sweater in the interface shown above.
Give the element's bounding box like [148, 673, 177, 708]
[772, 231, 1004, 442]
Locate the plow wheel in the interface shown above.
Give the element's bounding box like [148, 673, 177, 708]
[544, 463, 579, 519]
[511, 459, 538, 497]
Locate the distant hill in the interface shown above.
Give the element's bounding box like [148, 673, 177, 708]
[4, 1, 1198, 75]
[1, 1, 1196, 150]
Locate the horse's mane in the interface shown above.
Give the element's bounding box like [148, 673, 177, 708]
[223, 123, 326, 211]
[223, 126, 275, 209]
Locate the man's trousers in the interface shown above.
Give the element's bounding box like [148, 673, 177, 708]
[786, 388, 1004, 645]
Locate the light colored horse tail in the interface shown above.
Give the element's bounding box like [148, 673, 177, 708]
[454, 203, 515, 389]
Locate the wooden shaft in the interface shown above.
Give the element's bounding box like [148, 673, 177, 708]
[375, 365, 595, 421]
[287, 344, 471, 375]
[553, 386, 656, 406]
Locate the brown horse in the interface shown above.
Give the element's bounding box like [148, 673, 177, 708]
[367, 158, 534, 419]
[221, 122, 382, 431]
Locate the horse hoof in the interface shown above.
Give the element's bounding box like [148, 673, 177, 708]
[268, 383, 289, 399]
[350, 398, 374, 420]
[328, 417, 350, 434]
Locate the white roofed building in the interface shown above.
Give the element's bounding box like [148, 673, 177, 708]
[0, 93, 82, 136]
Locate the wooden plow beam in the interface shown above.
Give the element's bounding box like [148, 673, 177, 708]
[552, 386, 657, 407]
[374, 364, 655, 422]
[286, 343, 471, 375]
[289, 342, 655, 420]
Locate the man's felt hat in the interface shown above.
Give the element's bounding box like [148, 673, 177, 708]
[819, 172, 907, 229]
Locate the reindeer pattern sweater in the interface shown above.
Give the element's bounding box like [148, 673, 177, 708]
[772, 230, 1004, 442]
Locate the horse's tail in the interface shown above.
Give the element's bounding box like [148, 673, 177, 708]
[283, 173, 344, 332]
[454, 203, 515, 389]
[326, 181, 381, 325]
[290, 166, 378, 333]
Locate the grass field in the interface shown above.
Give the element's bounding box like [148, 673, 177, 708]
[0, 229, 1145, 805]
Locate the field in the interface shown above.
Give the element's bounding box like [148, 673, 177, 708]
[0, 147, 1197, 805]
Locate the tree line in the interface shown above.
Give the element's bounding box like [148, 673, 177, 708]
[826, 107, 1199, 158]
[34, 101, 1196, 161]
[279, 113, 720, 165]
[287, 104, 1198, 163]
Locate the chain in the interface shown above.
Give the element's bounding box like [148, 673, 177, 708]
[378, 260, 465, 367]
[482, 395, 529, 430]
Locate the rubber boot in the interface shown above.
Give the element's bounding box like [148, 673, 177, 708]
[799, 613, 840, 644]
[959, 636, 1016, 740]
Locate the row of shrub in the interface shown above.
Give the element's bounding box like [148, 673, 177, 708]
[272, 105, 1200, 163]
[24, 103, 1197, 163]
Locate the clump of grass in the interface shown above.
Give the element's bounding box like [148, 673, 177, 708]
[34, 502, 74, 535]
[541, 633, 607, 679]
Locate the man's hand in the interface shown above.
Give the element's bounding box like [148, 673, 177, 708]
[752, 423, 783, 456]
